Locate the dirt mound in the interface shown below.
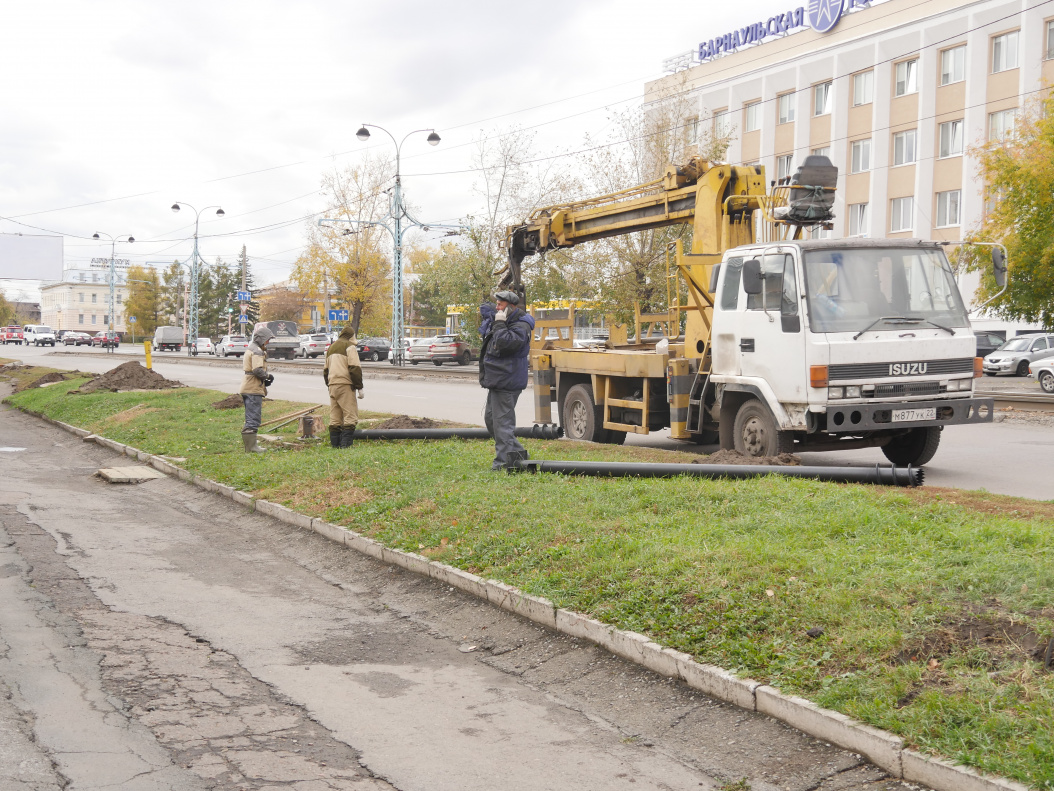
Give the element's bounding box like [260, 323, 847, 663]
[27, 372, 69, 388]
[212, 393, 245, 409]
[78, 361, 184, 393]
[694, 449, 801, 466]
[370, 415, 450, 430]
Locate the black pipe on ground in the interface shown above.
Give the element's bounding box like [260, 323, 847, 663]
[514, 459, 923, 487]
[353, 424, 563, 441]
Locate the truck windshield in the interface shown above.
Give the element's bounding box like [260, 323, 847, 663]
[802, 247, 969, 333]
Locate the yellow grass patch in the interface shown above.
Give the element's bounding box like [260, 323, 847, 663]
[256, 475, 372, 515]
[101, 403, 160, 425]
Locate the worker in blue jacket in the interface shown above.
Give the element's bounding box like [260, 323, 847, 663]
[479, 290, 536, 471]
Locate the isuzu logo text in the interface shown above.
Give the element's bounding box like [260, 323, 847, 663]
[889, 362, 928, 376]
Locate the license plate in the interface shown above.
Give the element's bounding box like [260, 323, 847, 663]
[893, 408, 936, 422]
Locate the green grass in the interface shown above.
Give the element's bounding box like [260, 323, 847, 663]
[6, 375, 1054, 788]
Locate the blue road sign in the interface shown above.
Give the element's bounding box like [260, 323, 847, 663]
[236, 290, 251, 302]
[238, 314, 250, 323]
[328, 309, 349, 322]
[128, 316, 137, 323]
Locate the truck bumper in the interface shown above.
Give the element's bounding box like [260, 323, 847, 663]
[824, 397, 993, 433]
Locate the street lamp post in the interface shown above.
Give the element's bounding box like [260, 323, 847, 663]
[353, 124, 440, 365]
[91, 232, 134, 354]
[170, 202, 225, 355]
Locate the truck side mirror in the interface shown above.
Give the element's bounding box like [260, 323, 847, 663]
[742, 259, 763, 295]
[992, 247, 1007, 288]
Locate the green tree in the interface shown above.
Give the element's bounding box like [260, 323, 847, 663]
[967, 91, 1054, 327]
[0, 293, 16, 326]
[235, 245, 260, 327]
[158, 261, 186, 328]
[124, 265, 161, 337]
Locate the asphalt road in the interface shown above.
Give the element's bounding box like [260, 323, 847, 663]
[0, 399, 921, 791]
[5, 344, 1054, 500]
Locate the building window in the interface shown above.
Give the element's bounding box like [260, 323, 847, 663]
[939, 120, 963, 157]
[713, 110, 732, 138]
[852, 71, 873, 106]
[850, 139, 871, 173]
[989, 108, 1018, 141]
[894, 59, 918, 97]
[811, 146, 831, 159]
[936, 190, 961, 227]
[985, 187, 1004, 216]
[78, 293, 84, 303]
[940, 45, 966, 85]
[91, 315, 97, 325]
[1047, 20, 1054, 60]
[893, 129, 917, 166]
[849, 203, 869, 237]
[777, 154, 794, 182]
[78, 314, 84, 325]
[992, 31, 1019, 73]
[777, 93, 795, 124]
[808, 225, 832, 240]
[91, 293, 97, 303]
[814, 81, 832, 116]
[744, 101, 761, 132]
[890, 197, 914, 232]
[686, 117, 699, 145]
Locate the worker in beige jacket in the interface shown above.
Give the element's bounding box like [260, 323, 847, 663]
[239, 324, 274, 453]
[323, 325, 364, 448]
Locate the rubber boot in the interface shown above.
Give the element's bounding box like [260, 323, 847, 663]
[241, 430, 266, 453]
[340, 425, 356, 448]
[329, 425, 341, 449]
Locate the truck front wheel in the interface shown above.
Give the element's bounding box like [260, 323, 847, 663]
[733, 399, 792, 457]
[881, 427, 941, 466]
[561, 383, 625, 444]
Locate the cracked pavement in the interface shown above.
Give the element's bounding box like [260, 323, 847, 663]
[0, 394, 926, 791]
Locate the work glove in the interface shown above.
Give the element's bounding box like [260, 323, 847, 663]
[264, 373, 275, 387]
[356, 388, 365, 400]
[494, 308, 508, 323]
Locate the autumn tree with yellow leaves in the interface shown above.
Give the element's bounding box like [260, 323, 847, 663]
[293, 154, 394, 337]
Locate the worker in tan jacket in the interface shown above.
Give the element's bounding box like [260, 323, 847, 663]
[323, 325, 364, 448]
[239, 325, 274, 453]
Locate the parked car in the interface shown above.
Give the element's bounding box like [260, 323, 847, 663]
[1030, 357, 1054, 394]
[974, 331, 1005, 359]
[91, 331, 121, 348]
[215, 334, 248, 357]
[1, 326, 24, 345]
[982, 333, 1054, 376]
[406, 337, 433, 365]
[24, 325, 57, 347]
[194, 337, 214, 354]
[356, 337, 391, 362]
[296, 333, 330, 359]
[427, 334, 479, 366]
[62, 331, 93, 346]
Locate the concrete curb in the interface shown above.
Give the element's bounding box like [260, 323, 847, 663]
[31, 410, 1034, 791]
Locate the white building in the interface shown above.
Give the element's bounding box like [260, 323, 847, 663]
[39, 268, 130, 334]
[649, 0, 1053, 334]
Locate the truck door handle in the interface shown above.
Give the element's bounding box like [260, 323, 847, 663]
[740, 338, 755, 352]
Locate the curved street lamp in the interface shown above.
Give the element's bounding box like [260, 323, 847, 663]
[353, 124, 441, 364]
[91, 232, 134, 354]
[170, 202, 224, 355]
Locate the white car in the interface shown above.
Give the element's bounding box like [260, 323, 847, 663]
[1030, 357, 1054, 394]
[194, 337, 213, 354]
[215, 334, 248, 357]
[296, 333, 330, 359]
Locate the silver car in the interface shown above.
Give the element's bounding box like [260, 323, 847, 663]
[983, 334, 1054, 377]
[215, 334, 249, 357]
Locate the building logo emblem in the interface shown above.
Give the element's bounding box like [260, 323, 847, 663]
[808, 0, 844, 34]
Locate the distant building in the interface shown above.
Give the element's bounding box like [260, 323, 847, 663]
[39, 268, 129, 333]
[11, 301, 41, 323]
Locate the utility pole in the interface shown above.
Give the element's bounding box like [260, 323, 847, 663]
[171, 202, 224, 355]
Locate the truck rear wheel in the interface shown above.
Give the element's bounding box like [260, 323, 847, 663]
[733, 399, 792, 457]
[881, 427, 941, 466]
[561, 383, 625, 444]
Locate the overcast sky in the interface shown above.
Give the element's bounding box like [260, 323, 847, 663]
[0, 0, 803, 301]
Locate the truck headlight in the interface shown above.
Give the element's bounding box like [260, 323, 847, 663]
[844, 385, 861, 398]
[828, 386, 844, 399]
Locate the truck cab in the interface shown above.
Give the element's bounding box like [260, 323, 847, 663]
[703, 239, 991, 465]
